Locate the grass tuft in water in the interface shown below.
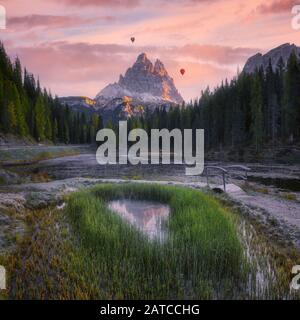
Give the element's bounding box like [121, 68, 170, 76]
[65, 183, 246, 299]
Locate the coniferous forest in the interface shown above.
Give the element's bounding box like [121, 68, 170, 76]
[1, 40, 300, 151]
[1, 0, 300, 304]
[127, 52, 300, 152]
[0, 42, 103, 144]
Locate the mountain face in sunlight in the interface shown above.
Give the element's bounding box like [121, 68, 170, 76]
[94, 53, 184, 119]
[59, 44, 300, 123]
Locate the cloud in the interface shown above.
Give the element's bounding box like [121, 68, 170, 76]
[7, 14, 114, 30]
[8, 15, 82, 29]
[6, 41, 257, 99]
[175, 44, 258, 65]
[51, 0, 140, 7]
[257, 0, 298, 14]
[7, 42, 131, 84]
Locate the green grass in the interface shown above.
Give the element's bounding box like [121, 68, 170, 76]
[281, 193, 297, 201]
[2, 183, 300, 299]
[65, 183, 246, 299]
[3, 183, 299, 299]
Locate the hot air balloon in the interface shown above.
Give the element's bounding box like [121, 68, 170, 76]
[180, 68, 185, 76]
[131, 37, 135, 43]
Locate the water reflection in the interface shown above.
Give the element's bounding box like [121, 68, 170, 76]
[108, 199, 170, 241]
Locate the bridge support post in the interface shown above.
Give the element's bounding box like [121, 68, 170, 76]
[222, 172, 226, 192]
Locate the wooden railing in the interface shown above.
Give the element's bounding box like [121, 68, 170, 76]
[204, 165, 251, 192]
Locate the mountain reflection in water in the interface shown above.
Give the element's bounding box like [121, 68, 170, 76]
[108, 200, 170, 241]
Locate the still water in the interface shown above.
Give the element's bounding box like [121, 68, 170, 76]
[108, 199, 170, 241]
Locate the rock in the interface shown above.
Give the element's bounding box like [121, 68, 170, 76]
[0, 211, 26, 254]
[25, 192, 59, 210]
[58, 96, 96, 115]
[95, 53, 184, 121]
[57, 53, 184, 123]
[243, 43, 300, 74]
[212, 187, 224, 194]
[0, 169, 21, 185]
[0, 193, 26, 212]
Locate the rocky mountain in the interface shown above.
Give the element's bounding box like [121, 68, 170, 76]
[59, 54, 184, 122]
[59, 96, 96, 115]
[94, 53, 184, 121]
[243, 43, 300, 74]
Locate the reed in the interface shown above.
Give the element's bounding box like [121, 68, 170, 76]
[66, 183, 245, 299]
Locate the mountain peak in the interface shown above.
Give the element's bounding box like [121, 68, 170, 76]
[154, 59, 167, 76]
[96, 53, 183, 106]
[130, 52, 153, 74]
[243, 43, 300, 73]
[136, 52, 149, 63]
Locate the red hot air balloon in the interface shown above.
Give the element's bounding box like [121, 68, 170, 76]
[180, 68, 185, 76]
[131, 37, 135, 43]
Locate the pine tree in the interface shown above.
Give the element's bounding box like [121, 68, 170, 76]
[13, 57, 23, 91]
[53, 119, 58, 143]
[0, 72, 4, 131]
[283, 52, 300, 142]
[33, 95, 46, 141]
[266, 59, 280, 143]
[12, 84, 28, 137]
[64, 122, 70, 144]
[250, 73, 264, 152]
[90, 113, 102, 144]
[2, 81, 17, 133]
[7, 102, 17, 133]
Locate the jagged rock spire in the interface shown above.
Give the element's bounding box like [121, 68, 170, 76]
[96, 52, 183, 105]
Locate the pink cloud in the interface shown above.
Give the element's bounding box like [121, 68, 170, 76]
[175, 45, 258, 65]
[3, 0, 296, 101]
[5, 41, 254, 100]
[6, 42, 131, 89]
[7, 14, 114, 30]
[257, 0, 298, 14]
[51, 0, 140, 7]
[166, 60, 235, 101]
[8, 15, 83, 29]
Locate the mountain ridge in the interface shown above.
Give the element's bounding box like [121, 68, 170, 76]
[95, 53, 184, 107]
[60, 44, 300, 122]
[243, 43, 300, 73]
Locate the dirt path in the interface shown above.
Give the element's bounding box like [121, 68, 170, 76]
[226, 185, 300, 249]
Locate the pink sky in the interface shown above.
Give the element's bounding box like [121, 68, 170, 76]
[0, 0, 299, 101]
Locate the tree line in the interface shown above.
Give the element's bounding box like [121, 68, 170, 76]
[0, 42, 103, 144]
[1, 39, 299, 151]
[125, 51, 300, 152]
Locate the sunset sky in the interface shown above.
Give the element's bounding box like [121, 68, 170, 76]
[0, 0, 299, 101]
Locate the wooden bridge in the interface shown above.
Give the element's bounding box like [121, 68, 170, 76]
[204, 165, 251, 192]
